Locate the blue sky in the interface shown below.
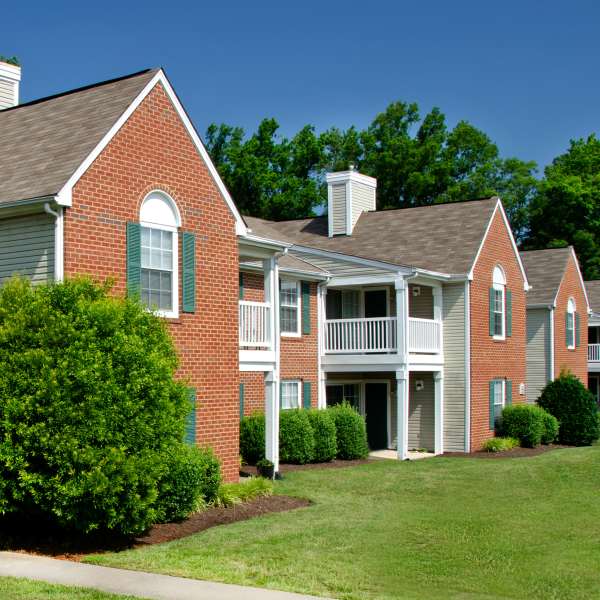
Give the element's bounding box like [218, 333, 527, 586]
[4, 1, 600, 172]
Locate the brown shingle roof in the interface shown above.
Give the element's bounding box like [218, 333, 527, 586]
[244, 198, 499, 274]
[0, 69, 159, 205]
[520, 247, 572, 306]
[585, 280, 600, 314]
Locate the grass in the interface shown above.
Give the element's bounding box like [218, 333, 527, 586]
[0, 577, 140, 599]
[85, 447, 600, 599]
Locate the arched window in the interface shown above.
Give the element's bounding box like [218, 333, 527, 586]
[566, 297, 576, 349]
[492, 266, 506, 339]
[139, 191, 180, 318]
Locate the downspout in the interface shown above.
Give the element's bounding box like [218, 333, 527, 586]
[44, 202, 64, 282]
[549, 307, 555, 381]
[464, 280, 471, 453]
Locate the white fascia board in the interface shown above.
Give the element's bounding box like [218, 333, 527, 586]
[240, 262, 329, 281]
[468, 199, 530, 291]
[325, 170, 377, 188]
[0, 195, 56, 212]
[55, 70, 248, 236]
[527, 303, 554, 310]
[240, 234, 290, 252]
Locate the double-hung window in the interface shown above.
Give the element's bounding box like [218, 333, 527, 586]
[281, 380, 301, 409]
[492, 266, 506, 340]
[141, 227, 174, 312]
[566, 298, 576, 349]
[280, 279, 300, 336]
[326, 383, 360, 411]
[492, 379, 505, 425]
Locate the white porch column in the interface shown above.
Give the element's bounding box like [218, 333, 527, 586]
[434, 370, 444, 455]
[264, 372, 280, 472]
[432, 286, 443, 355]
[396, 368, 409, 460]
[395, 278, 409, 361]
[263, 257, 277, 350]
[317, 283, 327, 408]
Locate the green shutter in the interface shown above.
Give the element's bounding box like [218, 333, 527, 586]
[126, 222, 141, 298]
[576, 312, 581, 347]
[239, 383, 245, 420]
[565, 311, 570, 347]
[239, 272, 244, 300]
[185, 387, 196, 445]
[506, 289, 512, 337]
[489, 288, 495, 336]
[182, 232, 196, 313]
[302, 281, 311, 335]
[489, 381, 495, 429]
[303, 381, 312, 409]
[505, 380, 512, 406]
[279, 382, 283, 410]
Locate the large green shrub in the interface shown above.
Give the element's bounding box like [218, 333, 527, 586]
[501, 404, 545, 447]
[307, 409, 337, 462]
[538, 373, 600, 445]
[279, 409, 315, 464]
[328, 402, 369, 459]
[156, 445, 221, 522]
[0, 278, 190, 536]
[540, 410, 559, 445]
[240, 414, 265, 464]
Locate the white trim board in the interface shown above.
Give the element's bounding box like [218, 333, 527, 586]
[54, 69, 247, 236]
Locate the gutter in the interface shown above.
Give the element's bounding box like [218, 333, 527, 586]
[43, 202, 64, 281]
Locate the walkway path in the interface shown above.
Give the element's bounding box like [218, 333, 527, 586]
[0, 552, 328, 600]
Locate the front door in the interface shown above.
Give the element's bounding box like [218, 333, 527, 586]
[365, 382, 388, 450]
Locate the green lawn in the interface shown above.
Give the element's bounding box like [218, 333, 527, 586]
[0, 577, 139, 600]
[86, 447, 600, 600]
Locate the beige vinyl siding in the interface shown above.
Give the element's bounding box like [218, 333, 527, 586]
[0, 77, 16, 109]
[351, 181, 375, 229]
[0, 214, 55, 284]
[442, 282, 466, 451]
[331, 184, 347, 235]
[526, 308, 551, 402]
[408, 372, 435, 450]
[409, 284, 434, 319]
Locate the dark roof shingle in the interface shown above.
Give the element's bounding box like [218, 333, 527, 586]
[245, 198, 499, 274]
[520, 247, 572, 306]
[0, 69, 158, 205]
[585, 280, 600, 314]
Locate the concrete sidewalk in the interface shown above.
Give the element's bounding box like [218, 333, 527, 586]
[0, 552, 329, 600]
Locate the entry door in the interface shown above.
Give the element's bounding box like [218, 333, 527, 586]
[365, 383, 388, 450]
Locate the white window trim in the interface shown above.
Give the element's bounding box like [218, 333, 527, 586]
[567, 298, 576, 350]
[140, 220, 179, 319]
[281, 380, 302, 410]
[492, 266, 506, 341]
[280, 279, 302, 338]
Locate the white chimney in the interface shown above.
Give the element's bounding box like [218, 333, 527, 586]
[326, 168, 377, 236]
[0, 59, 21, 110]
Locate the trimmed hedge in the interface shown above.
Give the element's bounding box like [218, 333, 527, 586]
[279, 409, 315, 464]
[240, 414, 265, 465]
[328, 402, 369, 460]
[501, 404, 546, 447]
[538, 373, 600, 446]
[0, 278, 190, 536]
[540, 410, 559, 445]
[156, 445, 221, 522]
[482, 437, 519, 453]
[307, 409, 337, 462]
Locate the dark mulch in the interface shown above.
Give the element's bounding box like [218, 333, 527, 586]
[241, 458, 373, 477]
[0, 495, 309, 561]
[443, 444, 572, 459]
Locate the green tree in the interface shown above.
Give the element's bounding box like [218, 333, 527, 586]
[525, 135, 600, 279]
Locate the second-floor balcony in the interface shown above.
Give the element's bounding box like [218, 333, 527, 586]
[589, 343, 600, 362]
[324, 316, 442, 355]
[239, 300, 271, 348]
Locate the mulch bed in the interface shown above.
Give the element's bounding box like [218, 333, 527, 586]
[0, 495, 310, 561]
[443, 444, 572, 459]
[240, 458, 373, 477]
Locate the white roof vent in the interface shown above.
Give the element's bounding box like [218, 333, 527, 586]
[326, 169, 377, 236]
[0, 59, 21, 110]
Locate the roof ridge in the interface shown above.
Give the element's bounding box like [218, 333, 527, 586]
[0, 68, 158, 113]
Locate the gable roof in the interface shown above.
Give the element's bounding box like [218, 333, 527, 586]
[585, 280, 600, 314]
[0, 69, 158, 205]
[520, 247, 574, 307]
[245, 198, 499, 275]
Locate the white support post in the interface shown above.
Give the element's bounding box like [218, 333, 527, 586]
[264, 372, 280, 473]
[396, 368, 409, 460]
[395, 278, 409, 362]
[434, 370, 444, 455]
[317, 283, 327, 408]
[432, 286, 443, 356]
[264, 257, 277, 351]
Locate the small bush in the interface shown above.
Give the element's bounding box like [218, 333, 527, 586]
[156, 445, 221, 522]
[214, 477, 273, 508]
[279, 410, 315, 464]
[540, 411, 559, 445]
[328, 402, 369, 460]
[538, 373, 600, 445]
[501, 404, 546, 447]
[482, 437, 520, 453]
[240, 414, 265, 465]
[306, 409, 337, 462]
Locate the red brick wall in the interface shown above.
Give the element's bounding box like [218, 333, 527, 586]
[64, 83, 240, 481]
[553, 253, 588, 382]
[470, 207, 527, 450]
[239, 270, 319, 412]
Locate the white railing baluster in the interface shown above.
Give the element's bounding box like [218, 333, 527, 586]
[239, 301, 272, 348]
[589, 344, 600, 362]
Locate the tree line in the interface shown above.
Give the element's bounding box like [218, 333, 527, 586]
[205, 102, 600, 280]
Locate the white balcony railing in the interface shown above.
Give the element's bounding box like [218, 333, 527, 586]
[324, 316, 442, 355]
[589, 344, 600, 362]
[239, 300, 271, 348]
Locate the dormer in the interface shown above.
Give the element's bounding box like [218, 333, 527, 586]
[326, 167, 377, 236]
[0, 59, 21, 110]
